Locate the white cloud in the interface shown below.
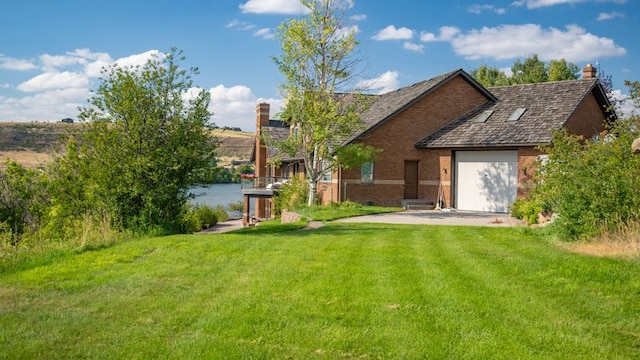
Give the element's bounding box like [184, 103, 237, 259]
[17, 71, 89, 92]
[439, 26, 461, 41]
[500, 67, 513, 77]
[239, 0, 309, 14]
[0, 48, 283, 130]
[113, 50, 162, 68]
[403, 42, 424, 53]
[0, 49, 180, 124]
[597, 12, 624, 21]
[40, 54, 85, 71]
[226, 19, 256, 31]
[371, 25, 414, 41]
[208, 84, 283, 130]
[610, 89, 638, 117]
[356, 71, 400, 94]
[0, 88, 89, 121]
[0, 55, 37, 71]
[511, 0, 627, 9]
[468, 4, 507, 14]
[67, 48, 111, 62]
[350, 14, 366, 21]
[254, 28, 274, 39]
[419, 32, 437, 42]
[420, 27, 461, 42]
[449, 24, 626, 62]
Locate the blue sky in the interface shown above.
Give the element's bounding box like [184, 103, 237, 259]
[0, 0, 637, 130]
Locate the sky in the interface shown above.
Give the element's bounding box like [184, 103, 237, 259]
[0, 0, 638, 131]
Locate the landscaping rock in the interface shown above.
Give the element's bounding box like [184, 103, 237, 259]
[632, 137, 640, 154]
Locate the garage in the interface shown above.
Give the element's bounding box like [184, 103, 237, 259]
[454, 150, 518, 213]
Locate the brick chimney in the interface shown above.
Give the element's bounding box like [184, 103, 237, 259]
[255, 103, 270, 178]
[582, 64, 597, 79]
[253, 103, 270, 220]
[256, 102, 270, 129]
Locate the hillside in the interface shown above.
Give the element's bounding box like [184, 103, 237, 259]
[0, 122, 255, 167]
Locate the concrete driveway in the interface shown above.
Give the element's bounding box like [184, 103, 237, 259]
[335, 209, 523, 227]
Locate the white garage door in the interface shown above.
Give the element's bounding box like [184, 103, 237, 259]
[455, 150, 518, 213]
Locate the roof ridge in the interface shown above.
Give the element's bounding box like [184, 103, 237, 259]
[488, 78, 596, 90]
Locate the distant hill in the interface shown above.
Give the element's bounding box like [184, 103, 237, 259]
[0, 122, 255, 167]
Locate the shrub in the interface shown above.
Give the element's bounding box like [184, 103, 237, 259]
[182, 204, 219, 233]
[529, 116, 640, 240]
[227, 200, 244, 213]
[213, 204, 228, 223]
[273, 176, 309, 215]
[510, 195, 549, 225]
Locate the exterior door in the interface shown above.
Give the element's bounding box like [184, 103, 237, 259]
[404, 160, 419, 199]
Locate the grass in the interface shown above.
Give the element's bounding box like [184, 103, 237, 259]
[296, 202, 403, 221]
[1, 223, 639, 358]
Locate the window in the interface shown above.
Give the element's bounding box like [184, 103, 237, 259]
[361, 162, 374, 183]
[474, 110, 494, 123]
[508, 108, 527, 121]
[320, 159, 332, 182]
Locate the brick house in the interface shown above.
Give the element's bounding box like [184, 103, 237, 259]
[249, 64, 614, 219]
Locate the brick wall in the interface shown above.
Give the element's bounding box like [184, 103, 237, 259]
[341, 76, 487, 207]
[564, 93, 608, 139]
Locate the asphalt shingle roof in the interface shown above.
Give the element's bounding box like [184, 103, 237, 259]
[344, 69, 497, 145]
[415, 78, 608, 148]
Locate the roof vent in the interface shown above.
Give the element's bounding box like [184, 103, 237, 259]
[508, 108, 526, 121]
[474, 110, 494, 123]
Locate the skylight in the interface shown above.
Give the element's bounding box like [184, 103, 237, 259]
[474, 110, 494, 123]
[508, 108, 527, 121]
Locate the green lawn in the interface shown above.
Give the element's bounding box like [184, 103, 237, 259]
[1, 223, 639, 359]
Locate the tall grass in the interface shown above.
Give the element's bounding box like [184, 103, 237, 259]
[0, 213, 132, 274]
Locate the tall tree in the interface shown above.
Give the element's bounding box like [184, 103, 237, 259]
[547, 59, 579, 81]
[511, 55, 548, 84]
[49, 48, 215, 232]
[471, 56, 581, 87]
[468, 65, 512, 87]
[272, 0, 377, 206]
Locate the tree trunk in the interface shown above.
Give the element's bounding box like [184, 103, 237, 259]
[308, 178, 317, 206]
[308, 145, 320, 206]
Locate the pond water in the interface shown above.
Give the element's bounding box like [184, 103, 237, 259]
[189, 182, 259, 219]
[189, 183, 242, 208]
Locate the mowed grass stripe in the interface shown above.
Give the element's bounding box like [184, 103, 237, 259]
[1, 223, 639, 358]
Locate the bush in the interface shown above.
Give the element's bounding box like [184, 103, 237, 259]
[528, 116, 640, 240]
[227, 200, 243, 213]
[510, 195, 549, 225]
[182, 204, 219, 233]
[273, 176, 309, 215]
[213, 204, 229, 223]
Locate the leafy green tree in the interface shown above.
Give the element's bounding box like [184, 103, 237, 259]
[49, 48, 215, 233]
[624, 80, 640, 108]
[468, 65, 512, 87]
[272, 0, 378, 206]
[511, 55, 548, 84]
[547, 59, 579, 81]
[471, 56, 580, 87]
[0, 161, 47, 239]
